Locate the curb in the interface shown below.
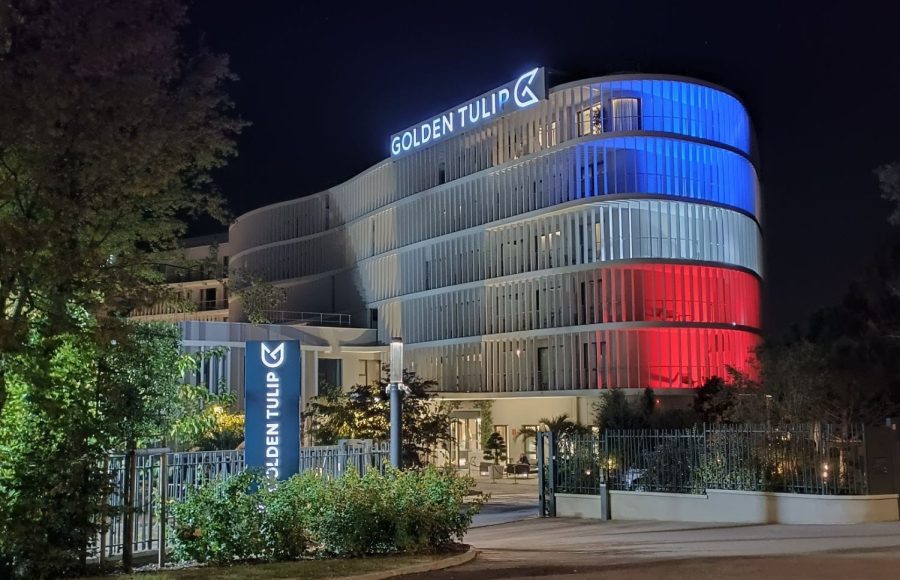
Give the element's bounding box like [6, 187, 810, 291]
[339, 546, 478, 580]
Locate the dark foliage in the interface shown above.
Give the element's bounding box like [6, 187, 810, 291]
[306, 366, 454, 466]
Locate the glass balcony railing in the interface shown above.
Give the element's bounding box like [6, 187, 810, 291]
[258, 311, 352, 327]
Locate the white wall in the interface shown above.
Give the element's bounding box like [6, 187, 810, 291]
[556, 493, 606, 519]
[453, 396, 590, 459]
[598, 489, 900, 525]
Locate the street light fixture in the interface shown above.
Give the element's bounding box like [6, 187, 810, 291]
[389, 337, 404, 469]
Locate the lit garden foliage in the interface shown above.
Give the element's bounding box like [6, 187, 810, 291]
[169, 467, 483, 564]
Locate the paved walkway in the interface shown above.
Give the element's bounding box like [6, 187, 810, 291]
[408, 518, 900, 579]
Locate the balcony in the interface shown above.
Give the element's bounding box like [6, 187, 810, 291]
[259, 311, 352, 327]
[160, 265, 226, 284]
[131, 299, 228, 318]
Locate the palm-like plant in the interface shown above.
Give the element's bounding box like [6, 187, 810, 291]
[518, 413, 589, 440]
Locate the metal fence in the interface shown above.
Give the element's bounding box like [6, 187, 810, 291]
[298, 439, 391, 477]
[542, 423, 870, 501]
[95, 440, 387, 562]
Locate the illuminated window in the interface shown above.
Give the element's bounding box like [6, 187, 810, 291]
[523, 424, 539, 463]
[538, 121, 558, 147]
[578, 103, 604, 136]
[611, 97, 641, 131]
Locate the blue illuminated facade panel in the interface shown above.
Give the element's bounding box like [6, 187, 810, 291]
[227, 73, 762, 394]
[578, 78, 751, 153]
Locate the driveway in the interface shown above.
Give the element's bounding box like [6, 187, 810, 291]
[411, 518, 900, 579]
[470, 493, 538, 528]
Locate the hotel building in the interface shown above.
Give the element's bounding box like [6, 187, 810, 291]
[137, 70, 762, 465]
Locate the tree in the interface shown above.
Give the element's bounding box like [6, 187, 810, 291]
[305, 367, 455, 467]
[0, 0, 244, 413]
[758, 336, 897, 429]
[482, 432, 507, 465]
[693, 376, 735, 424]
[229, 268, 287, 324]
[0, 310, 112, 578]
[0, 317, 237, 577]
[595, 389, 698, 431]
[474, 400, 494, 449]
[518, 413, 589, 441]
[876, 161, 900, 225]
[595, 390, 646, 431]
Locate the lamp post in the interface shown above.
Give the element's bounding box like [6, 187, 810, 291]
[389, 337, 404, 469]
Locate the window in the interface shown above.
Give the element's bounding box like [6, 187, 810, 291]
[523, 424, 539, 463]
[538, 122, 558, 147]
[537, 347, 550, 389]
[201, 288, 217, 310]
[611, 97, 641, 131]
[535, 231, 560, 267]
[318, 358, 343, 389]
[578, 103, 605, 136]
[451, 417, 482, 468]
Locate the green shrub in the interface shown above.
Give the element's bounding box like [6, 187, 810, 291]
[261, 473, 311, 560]
[387, 466, 481, 552]
[168, 467, 483, 564]
[293, 469, 395, 557]
[168, 470, 273, 564]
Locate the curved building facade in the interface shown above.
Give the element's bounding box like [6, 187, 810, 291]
[229, 73, 762, 403]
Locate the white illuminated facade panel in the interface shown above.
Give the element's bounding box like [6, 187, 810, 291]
[358, 200, 761, 304]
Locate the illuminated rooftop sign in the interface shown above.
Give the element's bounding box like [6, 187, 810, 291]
[390, 67, 546, 158]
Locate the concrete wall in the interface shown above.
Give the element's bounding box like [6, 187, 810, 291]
[556, 493, 606, 519]
[597, 489, 900, 525]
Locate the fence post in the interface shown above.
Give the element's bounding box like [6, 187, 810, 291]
[537, 432, 546, 516]
[338, 439, 348, 476]
[861, 423, 869, 495]
[157, 452, 168, 567]
[701, 423, 709, 492]
[99, 456, 108, 565]
[600, 431, 610, 520]
[548, 431, 557, 517]
[121, 447, 136, 573]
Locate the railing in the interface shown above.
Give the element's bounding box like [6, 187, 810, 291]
[99, 450, 245, 560]
[131, 299, 227, 317]
[95, 440, 385, 562]
[196, 299, 228, 312]
[298, 440, 390, 477]
[260, 310, 352, 327]
[541, 423, 870, 504]
[160, 265, 225, 284]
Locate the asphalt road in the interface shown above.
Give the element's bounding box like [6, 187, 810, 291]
[470, 493, 539, 528]
[412, 517, 900, 579]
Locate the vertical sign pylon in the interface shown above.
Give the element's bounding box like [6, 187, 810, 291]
[245, 340, 301, 480]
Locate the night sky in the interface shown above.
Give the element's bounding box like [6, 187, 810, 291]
[189, 1, 900, 335]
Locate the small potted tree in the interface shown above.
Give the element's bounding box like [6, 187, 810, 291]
[483, 432, 508, 481]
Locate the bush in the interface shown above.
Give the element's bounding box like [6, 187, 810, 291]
[168, 471, 274, 564]
[193, 411, 245, 451]
[168, 467, 482, 564]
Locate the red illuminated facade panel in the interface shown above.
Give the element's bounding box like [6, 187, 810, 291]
[594, 327, 760, 390]
[577, 263, 761, 328]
